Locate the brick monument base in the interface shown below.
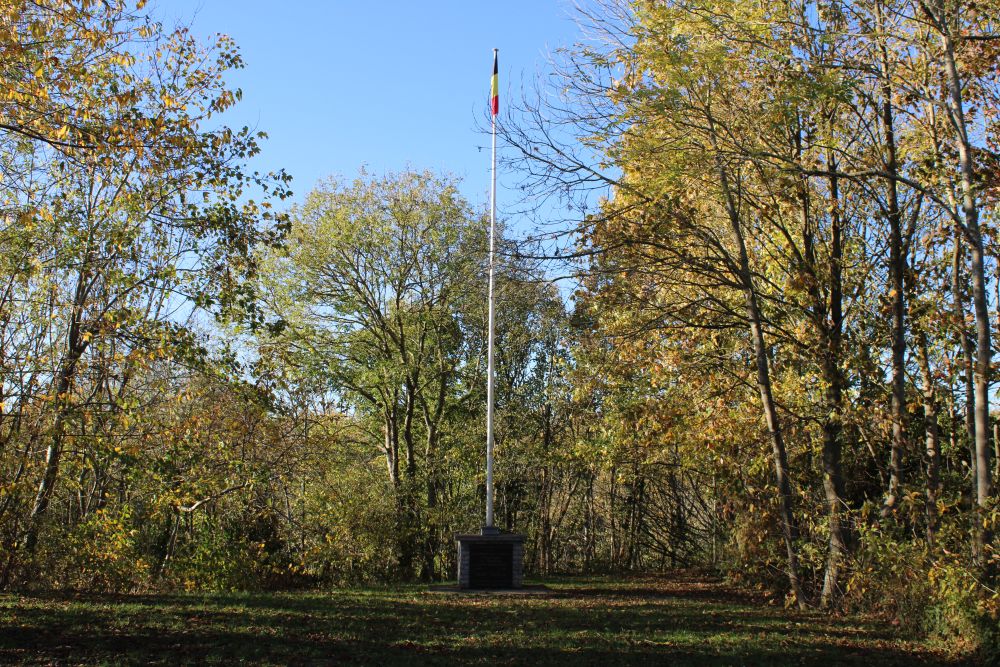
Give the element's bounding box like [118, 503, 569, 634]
[455, 528, 524, 589]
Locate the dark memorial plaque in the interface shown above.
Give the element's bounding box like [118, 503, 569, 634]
[468, 542, 513, 588]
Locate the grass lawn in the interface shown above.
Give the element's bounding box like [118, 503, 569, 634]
[0, 573, 967, 665]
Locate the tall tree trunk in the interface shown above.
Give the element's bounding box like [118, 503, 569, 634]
[21, 265, 91, 566]
[819, 153, 849, 607]
[710, 124, 808, 608]
[609, 464, 618, 569]
[403, 379, 417, 478]
[952, 233, 978, 485]
[384, 407, 400, 488]
[540, 398, 554, 573]
[799, 130, 849, 606]
[23, 351, 83, 557]
[994, 422, 1000, 483]
[928, 0, 992, 561]
[995, 274, 1000, 481]
[877, 0, 907, 515]
[399, 379, 418, 580]
[419, 370, 448, 581]
[916, 330, 941, 545]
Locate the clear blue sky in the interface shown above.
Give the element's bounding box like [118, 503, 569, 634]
[164, 1, 585, 221]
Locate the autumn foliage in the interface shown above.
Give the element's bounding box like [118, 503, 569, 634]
[2, 0, 1000, 660]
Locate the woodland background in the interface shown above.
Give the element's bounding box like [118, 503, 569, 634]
[1, 0, 1000, 658]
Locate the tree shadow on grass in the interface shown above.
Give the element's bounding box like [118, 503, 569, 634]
[0, 578, 966, 666]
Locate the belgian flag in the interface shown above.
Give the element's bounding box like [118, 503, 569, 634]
[490, 51, 499, 116]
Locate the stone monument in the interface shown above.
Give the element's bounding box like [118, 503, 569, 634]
[455, 527, 524, 590]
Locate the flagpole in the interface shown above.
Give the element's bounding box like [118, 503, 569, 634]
[485, 48, 498, 531]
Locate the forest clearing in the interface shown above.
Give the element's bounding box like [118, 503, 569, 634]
[2, 0, 1000, 664]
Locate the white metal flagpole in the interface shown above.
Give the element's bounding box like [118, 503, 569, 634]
[485, 48, 498, 531]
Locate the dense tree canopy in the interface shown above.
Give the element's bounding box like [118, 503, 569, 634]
[502, 0, 1000, 647]
[0, 0, 291, 585]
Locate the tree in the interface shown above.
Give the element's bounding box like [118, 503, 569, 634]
[259, 171, 489, 579]
[0, 1, 290, 583]
[501, 0, 1000, 610]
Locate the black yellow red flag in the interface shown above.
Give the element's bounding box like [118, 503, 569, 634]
[490, 52, 499, 116]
